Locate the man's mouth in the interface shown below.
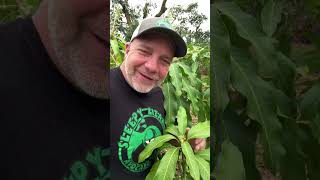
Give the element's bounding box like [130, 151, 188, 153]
[139, 72, 154, 81]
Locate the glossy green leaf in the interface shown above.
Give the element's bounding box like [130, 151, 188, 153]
[146, 161, 160, 180]
[163, 82, 179, 126]
[177, 106, 188, 135]
[301, 83, 320, 144]
[222, 109, 261, 180]
[261, 0, 282, 37]
[182, 78, 200, 113]
[165, 125, 180, 137]
[138, 134, 176, 163]
[169, 63, 183, 97]
[230, 48, 285, 172]
[215, 140, 246, 180]
[154, 147, 180, 180]
[195, 156, 210, 180]
[211, 5, 231, 169]
[214, 2, 279, 77]
[181, 141, 200, 180]
[195, 148, 210, 162]
[187, 121, 210, 140]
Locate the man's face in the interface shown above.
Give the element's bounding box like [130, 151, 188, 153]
[122, 33, 175, 93]
[47, 0, 109, 99]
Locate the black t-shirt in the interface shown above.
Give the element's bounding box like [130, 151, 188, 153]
[110, 67, 166, 179]
[0, 18, 109, 179]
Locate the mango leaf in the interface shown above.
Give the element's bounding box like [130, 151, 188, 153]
[187, 121, 210, 140]
[214, 2, 279, 77]
[301, 83, 320, 120]
[222, 109, 261, 180]
[211, 5, 231, 168]
[261, 0, 282, 37]
[165, 125, 180, 138]
[169, 63, 183, 97]
[280, 119, 307, 180]
[178, 62, 199, 88]
[139, 134, 176, 163]
[154, 147, 180, 180]
[181, 141, 200, 180]
[215, 140, 246, 180]
[195, 156, 210, 180]
[182, 78, 200, 113]
[300, 83, 320, 144]
[146, 161, 160, 180]
[163, 82, 178, 126]
[177, 97, 193, 127]
[195, 148, 210, 162]
[230, 48, 285, 172]
[177, 106, 188, 135]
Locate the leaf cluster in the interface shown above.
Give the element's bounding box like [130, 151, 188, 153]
[139, 106, 210, 180]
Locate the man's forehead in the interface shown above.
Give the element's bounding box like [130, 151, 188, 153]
[134, 32, 175, 49]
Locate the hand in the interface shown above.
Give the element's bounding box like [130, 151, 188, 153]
[186, 128, 206, 152]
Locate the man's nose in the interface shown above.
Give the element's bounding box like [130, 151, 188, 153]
[144, 56, 158, 73]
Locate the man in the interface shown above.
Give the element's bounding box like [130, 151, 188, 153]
[110, 17, 206, 179]
[0, 0, 109, 179]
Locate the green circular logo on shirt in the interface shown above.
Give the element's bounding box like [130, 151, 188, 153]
[118, 107, 165, 173]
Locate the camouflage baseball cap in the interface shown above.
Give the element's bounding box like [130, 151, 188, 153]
[130, 17, 187, 57]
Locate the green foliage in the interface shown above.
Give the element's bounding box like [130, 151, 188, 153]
[110, 34, 125, 68]
[212, 1, 320, 180]
[163, 45, 210, 127]
[0, 0, 40, 23]
[139, 106, 210, 180]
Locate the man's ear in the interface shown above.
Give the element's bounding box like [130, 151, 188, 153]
[125, 42, 131, 57]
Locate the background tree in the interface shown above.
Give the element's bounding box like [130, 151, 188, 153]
[111, 0, 209, 44]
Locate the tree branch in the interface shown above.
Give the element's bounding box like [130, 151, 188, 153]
[142, 2, 150, 19]
[119, 0, 131, 24]
[155, 0, 167, 17]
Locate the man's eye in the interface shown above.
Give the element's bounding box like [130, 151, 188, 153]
[138, 49, 151, 56]
[161, 59, 171, 65]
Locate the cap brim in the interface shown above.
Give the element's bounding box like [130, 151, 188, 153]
[133, 27, 187, 57]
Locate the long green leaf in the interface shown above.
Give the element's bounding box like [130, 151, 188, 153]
[214, 2, 279, 77]
[195, 148, 210, 162]
[182, 78, 200, 113]
[187, 121, 210, 140]
[163, 82, 179, 126]
[215, 140, 246, 180]
[139, 134, 176, 163]
[146, 161, 160, 180]
[165, 125, 181, 137]
[301, 83, 320, 144]
[211, 5, 231, 169]
[154, 147, 180, 180]
[169, 63, 183, 97]
[211, 6, 231, 112]
[261, 0, 282, 37]
[222, 109, 261, 180]
[177, 106, 187, 135]
[195, 156, 210, 180]
[181, 142, 200, 180]
[229, 48, 285, 172]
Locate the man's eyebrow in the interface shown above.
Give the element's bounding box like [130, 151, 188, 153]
[160, 55, 172, 62]
[138, 44, 153, 51]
